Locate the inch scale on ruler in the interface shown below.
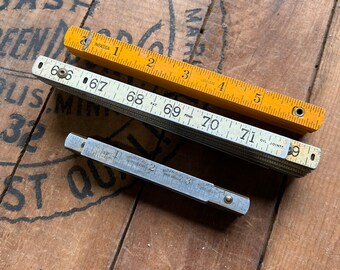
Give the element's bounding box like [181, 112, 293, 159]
[64, 133, 250, 215]
[63, 26, 325, 134]
[32, 56, 321, 177]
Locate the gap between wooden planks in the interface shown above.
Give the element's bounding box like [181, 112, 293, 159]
[0, 1, 94, 191]
[261, 3, 340, 269]
[0, 0, 336, 269]
[112, 1, 336, 269]
[0, 0, 214, 269]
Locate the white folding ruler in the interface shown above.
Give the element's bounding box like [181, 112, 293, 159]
[65, 133, 250, 214]
[32, 56, 321, 177]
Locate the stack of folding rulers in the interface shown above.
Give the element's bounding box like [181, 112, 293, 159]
[32, 26, 325, 215]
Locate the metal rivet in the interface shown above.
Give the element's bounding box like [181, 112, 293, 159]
[80, 37, 87, 45]
[57, 68, 68, 79]
[292, 107, 305, 117]
[80, 32, 93, 50]
[224, 195, 233, 204]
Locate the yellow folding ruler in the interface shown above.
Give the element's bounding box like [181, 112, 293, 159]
[64, 26, 325, 134]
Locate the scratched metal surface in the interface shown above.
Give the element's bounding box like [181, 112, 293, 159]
[0, 0, 337, 269]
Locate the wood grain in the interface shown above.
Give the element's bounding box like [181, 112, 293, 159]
[0, 0, 93, 191]
[113, 0, 335, 269]
[261, 4, 340, 270]
[0, 0, 337, 269]
[0, 0, 212, 269]
[115, 143, 283, 269]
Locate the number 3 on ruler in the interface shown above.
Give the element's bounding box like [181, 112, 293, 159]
[182, 70, 190, 80]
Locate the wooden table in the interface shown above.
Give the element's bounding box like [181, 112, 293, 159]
[0, 1, 339, 269]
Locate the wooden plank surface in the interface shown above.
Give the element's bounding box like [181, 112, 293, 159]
[0, 0, 93, 187]
[261, 4, 340, 270]
[0, 0, 213, 269]
[0, 0, 338, 269]
[114, 0, 336, 269]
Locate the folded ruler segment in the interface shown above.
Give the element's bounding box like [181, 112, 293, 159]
[32, 56, 321, 177]
[63, 26, 325, 134]
[65, 133, 250, 214]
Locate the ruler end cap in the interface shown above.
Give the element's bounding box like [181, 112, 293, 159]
[64, 133, 87, 153]
[210, 190, 250, 215]
[231, 196, 250, 215]
[32, 55, 47, 76]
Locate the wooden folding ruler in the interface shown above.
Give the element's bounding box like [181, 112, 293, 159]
[64, 26, 325, 134]
[32, 56, 320, 178]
